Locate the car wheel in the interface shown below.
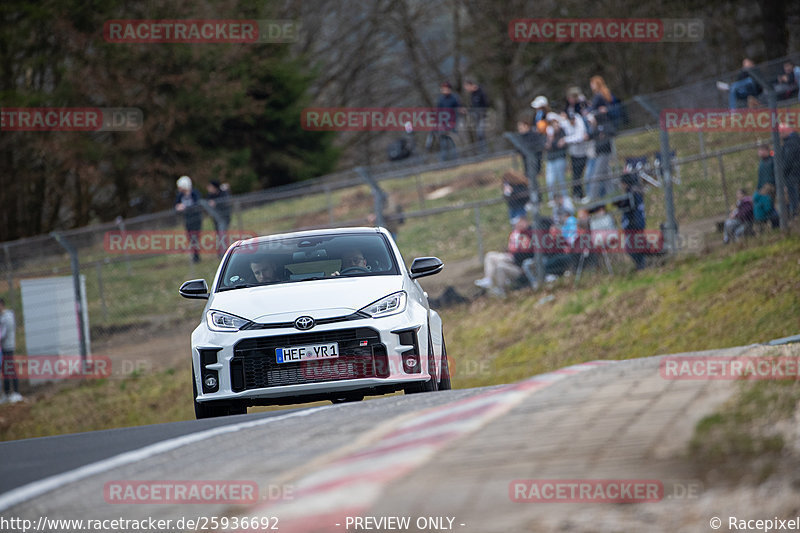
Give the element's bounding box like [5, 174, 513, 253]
[438, 337, 451, 391]
[330, 393, 365, 404]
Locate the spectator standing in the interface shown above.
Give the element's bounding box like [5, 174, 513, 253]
[502, 170, 530, 224]
[619, 173, 647, 269]
[530, 95, 550, 134]
[174, 175, 203, 263]
[516, 113, 546, 198]
[780, 124, 800, 218]
[465, 79, 490, 152]
[436, 81, 461, 161]
[564, 86, 588, 116]
[544, 112, 569, 202]
[756, 143, 775, 191]
[563, 110, 590, 198]
[753, 183, 780, 229]
[585, 106, 616, 201]
[723, 188, 754, 244]
[206, 180, 232, 257]
[0, 298, 21, 404]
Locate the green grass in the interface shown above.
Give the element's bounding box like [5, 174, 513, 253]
[2, 233, 797, 441]
[443, 235, 800, 389]
[689, 376, 800, 483]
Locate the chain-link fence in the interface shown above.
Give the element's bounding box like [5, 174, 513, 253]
[2, 56, 799, 363]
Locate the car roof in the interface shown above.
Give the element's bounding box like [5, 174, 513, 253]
[236, 226, 387, 248]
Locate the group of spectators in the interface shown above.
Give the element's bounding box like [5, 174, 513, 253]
[724, 125, 800, 243]
[718, 58, 800, 110]
[473, 75, 651, 296]
[174, 175, 232, 262]
[509, 75, 623, 210]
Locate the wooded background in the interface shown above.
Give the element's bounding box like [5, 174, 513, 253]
[2, 0, 799, 241]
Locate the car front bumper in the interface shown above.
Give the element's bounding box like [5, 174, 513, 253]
[192, 311, 432, 404]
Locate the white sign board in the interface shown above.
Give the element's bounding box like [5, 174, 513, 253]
[20, 275, 91, 358]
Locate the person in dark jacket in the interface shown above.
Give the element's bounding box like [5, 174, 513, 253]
[175, 175, 203, 262]
[436, 81, 461, 161]
[727, 58, 763, 110]
[502, 170, 530, 224]
[206, 180, 232, 257]
[465, 79, 489, 152]
[544, 113, 568, 202]
[780, 125, 800, 218]
[516, 113, 546, 198]
[618, 173, 647, 269]
[753, 183, 779, 228]
[723, 188, 754, 244]
[756, 143, 775, 191]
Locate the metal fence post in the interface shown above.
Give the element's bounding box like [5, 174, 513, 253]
[51, 232, 88, 364]
[114, 216, 132, 277]
[716, 155, 731, 212]
[748, 70, 788, 230]
[95, 261, 108, 323]
[356, 166, 386, 228]
[634, 96, 679, 254]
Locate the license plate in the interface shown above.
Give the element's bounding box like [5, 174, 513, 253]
[276, 342, 339, 363]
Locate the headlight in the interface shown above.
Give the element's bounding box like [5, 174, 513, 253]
[359, 291, 407, 318]
[206, 310, 251, 332]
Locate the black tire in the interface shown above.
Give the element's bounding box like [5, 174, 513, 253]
[330, 393, 365, 404]
[192, 365, 246, 419]
[438, 337, 451, 391]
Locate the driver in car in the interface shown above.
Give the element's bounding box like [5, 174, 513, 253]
[250, 258, 282, 283]
[333, 248, 370, 276]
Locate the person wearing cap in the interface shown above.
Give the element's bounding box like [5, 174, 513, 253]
[206, 180, 232, 257]
[530, 95, 550, 133]
[436, 81, 461, 161]
[780, 124, 800, 218]
[174, 175, 203, 263]
[564, 86, 588, 116]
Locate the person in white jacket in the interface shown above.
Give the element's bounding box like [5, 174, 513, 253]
[562, 110, 590, 200]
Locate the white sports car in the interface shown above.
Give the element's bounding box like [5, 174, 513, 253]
[179, 227, 449, 418]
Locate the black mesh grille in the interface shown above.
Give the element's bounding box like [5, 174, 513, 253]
[231, 328, 386, 391]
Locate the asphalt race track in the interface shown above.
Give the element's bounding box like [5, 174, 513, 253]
[1, 344, 793, 532]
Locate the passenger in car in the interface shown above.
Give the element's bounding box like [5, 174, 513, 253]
[250, 258, 282, 283]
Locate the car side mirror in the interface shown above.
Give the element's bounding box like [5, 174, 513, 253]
[409, 257, 443, 279]
[179, 279, 209, 299]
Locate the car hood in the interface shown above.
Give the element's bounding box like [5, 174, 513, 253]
[209, 275, 406, 322]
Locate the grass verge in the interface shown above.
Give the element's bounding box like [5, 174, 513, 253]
[1, 234, 798, 441]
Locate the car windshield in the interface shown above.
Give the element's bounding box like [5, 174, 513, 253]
[217, 232, 399, 290]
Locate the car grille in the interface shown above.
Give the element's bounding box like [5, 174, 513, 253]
[230, 327, 388, 391]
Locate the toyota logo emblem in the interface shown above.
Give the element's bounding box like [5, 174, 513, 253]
[294, 316, 315, 330]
